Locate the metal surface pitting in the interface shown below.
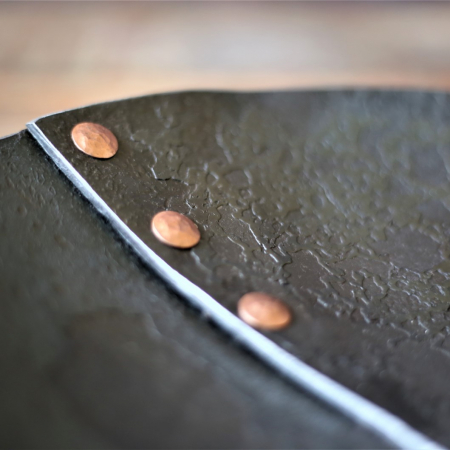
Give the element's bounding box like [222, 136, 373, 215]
[71, 122, 118, 159]
[27, 90, 450, 449]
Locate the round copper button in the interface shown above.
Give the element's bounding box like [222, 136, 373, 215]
[71, 122, 118, 159]
[151, 211, 200, 249]
[238, 292, 292, 330]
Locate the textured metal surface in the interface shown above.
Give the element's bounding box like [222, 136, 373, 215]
[26, 90, 450, 447]
[0, 131, 391, 449]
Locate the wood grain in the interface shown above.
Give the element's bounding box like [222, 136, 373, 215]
[2, 2, 450, 137]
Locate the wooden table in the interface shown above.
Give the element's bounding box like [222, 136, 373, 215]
[2, 1, 450, 137]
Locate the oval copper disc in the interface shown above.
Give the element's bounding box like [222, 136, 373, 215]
[71, 122, 118, 159]
[151, 211, 200, 249]
[238, 292, 292, 330]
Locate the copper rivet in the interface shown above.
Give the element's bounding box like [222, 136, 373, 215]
[71, 122, 118, 159]
[151, 211, 200, 249]
[238, 292, 292, 330]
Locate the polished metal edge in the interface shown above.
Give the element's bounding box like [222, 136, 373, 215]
[27, 118, 445, 450]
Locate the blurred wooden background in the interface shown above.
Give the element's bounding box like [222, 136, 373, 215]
[1, 1, 450, 137]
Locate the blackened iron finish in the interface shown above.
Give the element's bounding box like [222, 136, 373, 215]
[0, 131, 389, 449]
[28, 90, 450, 445]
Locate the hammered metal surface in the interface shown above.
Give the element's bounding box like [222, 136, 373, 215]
[0, 131, 389, 448]
[29, 90, 450, 445]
